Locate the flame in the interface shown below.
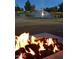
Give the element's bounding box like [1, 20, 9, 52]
[19, 33, 29, 47]
[31, 36, 38, 45]
[28, 48, 35, 55]
[25, 48, 35, 55]
[15, 36, 20, 50]
[15, 33, 29, 50]
[39, 41, 45, 51]
[15, 32, 62, 56]
[26, 50, 29, 53]
[53, 45, 59, 53]
[46, 38, 54, 46]
[19, 53, 22, 59]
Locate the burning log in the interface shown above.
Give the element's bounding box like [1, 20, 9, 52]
[39, 50, 54, 58]
[25, 44, 39, 54]
[53, 38, 59, 44]
[26, 53, 35, 59]
[15, 48, 26, 59]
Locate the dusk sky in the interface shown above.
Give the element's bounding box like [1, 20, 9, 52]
[15, 0, 63, 10]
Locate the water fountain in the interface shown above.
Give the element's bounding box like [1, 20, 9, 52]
[30, 0, 53, 19]
[30, 10, 53, 19]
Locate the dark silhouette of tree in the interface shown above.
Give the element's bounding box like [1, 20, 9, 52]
[15, 4, 21, 11]
[58, 3, 63, 12]
[30, 5, 35, 11]
[15, 4, 24, 11]
[44, 6, 58, 12]
[44, 2, 63, 12]
[24, 0, 31, 11]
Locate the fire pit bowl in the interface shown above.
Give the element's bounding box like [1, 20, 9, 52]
[33, 32, 63, 59]
[43, 51, 63, 59]
[15, 32, 63, 59]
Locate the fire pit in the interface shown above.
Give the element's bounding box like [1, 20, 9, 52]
[15, 32, 63, 59]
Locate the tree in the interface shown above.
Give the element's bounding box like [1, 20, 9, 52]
[44, 6, 58, 12]
[15, 4, 24, 14]
[58, 3, 63, 12]
[15, 4, 21, 11]
[44, 2, 63, 12]
[30, 5, 35, 11]
[24, 0, 31, 11]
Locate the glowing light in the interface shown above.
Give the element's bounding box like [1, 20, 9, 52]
[41, 11, 44, 16]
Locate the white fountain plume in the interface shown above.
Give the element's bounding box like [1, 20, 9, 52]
[41, 0, 44, 17]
